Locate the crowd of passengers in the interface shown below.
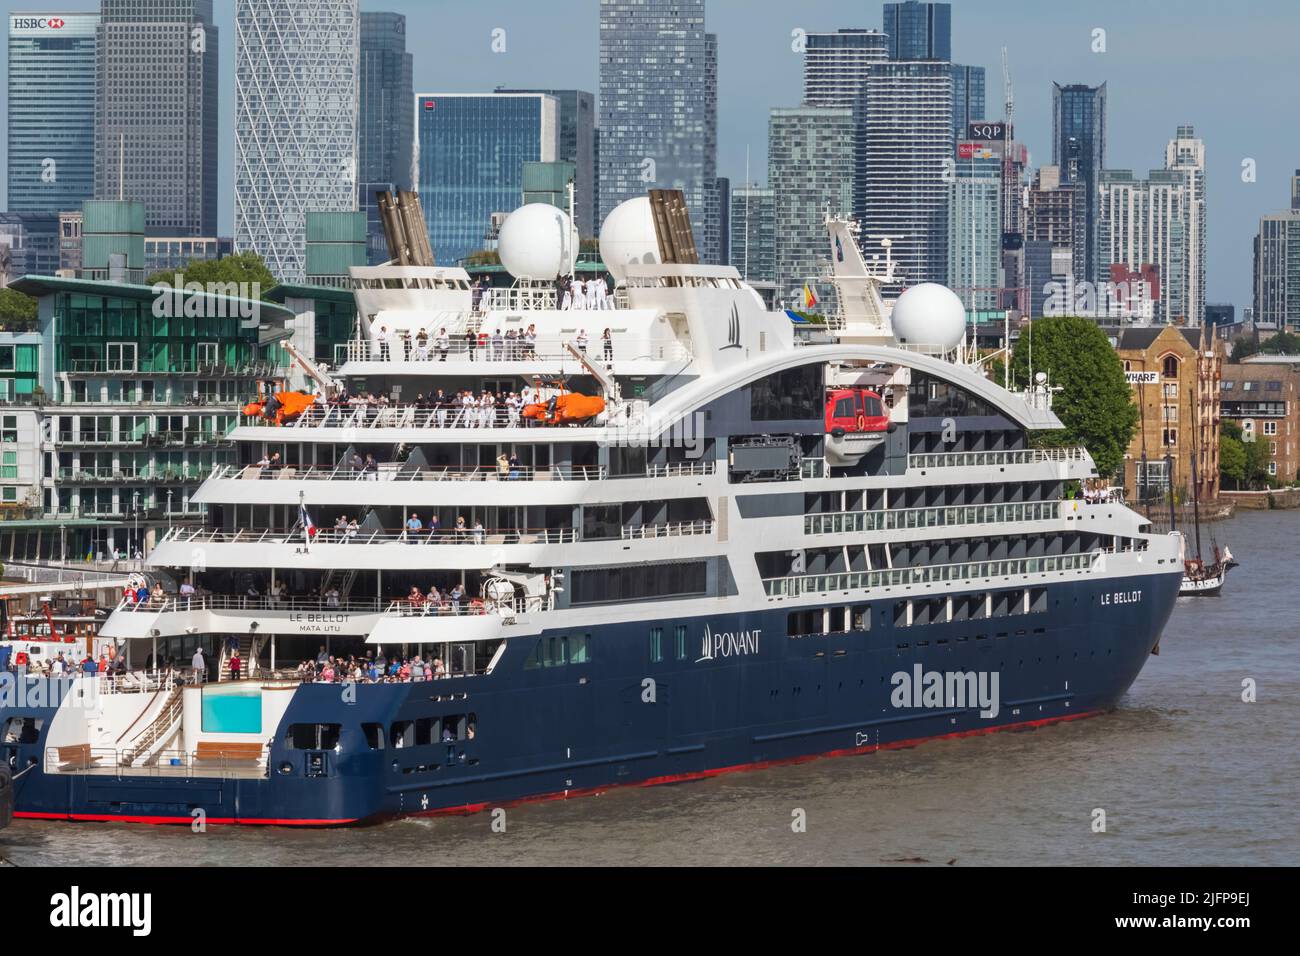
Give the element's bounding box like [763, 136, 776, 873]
[368, 323, 615, 364]
[276, 381, 595, 429]
[296, 648, 475, 690]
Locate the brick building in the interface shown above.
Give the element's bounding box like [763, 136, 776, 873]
[1220, 358, 1300, 484]
[1116, 325, 1224, 503]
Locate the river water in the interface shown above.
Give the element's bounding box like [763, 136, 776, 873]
[3, 511, 1297, 867]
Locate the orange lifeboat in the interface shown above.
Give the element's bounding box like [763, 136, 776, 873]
[243, 381, 318, 426]
[522, 389, 606, 426]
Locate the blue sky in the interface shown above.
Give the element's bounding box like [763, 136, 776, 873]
[4, 0, 1296, 308]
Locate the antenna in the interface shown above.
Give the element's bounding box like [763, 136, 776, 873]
[743, 145, 751, 281]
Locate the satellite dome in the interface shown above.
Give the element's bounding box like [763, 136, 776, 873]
[598, 197, 659, 283]
[890, 283, 967, 349]
[497, 204, 577, 280]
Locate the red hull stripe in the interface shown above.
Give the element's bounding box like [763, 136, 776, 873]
[13, 709, 1101, 827]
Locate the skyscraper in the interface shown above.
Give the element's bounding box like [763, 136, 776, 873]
[855, 61, 954, 293]
[359, 12, 414, 264]
[729, 186, 776, 284]
[1253, 172, 1300, 333]
[802, 29, 888, 108]
[7, 12, 98, 215]
[598, 0, 719, 263]
[497, 88, 597, 236]
[1097, 126, 1207, 327]
[94, 1, 218, 236]
[770, 107, 855, 305]
[416, 93, 557, 267]
[1052, 82, 1107, 283]
[235, 0, 359, 283]
[1098, 169, 1192, 325]
[1165, 124, 1207, 327]
[950, 64, 986, 141]
[947, 152, 1001, 312]
[882, 1, 951, 60]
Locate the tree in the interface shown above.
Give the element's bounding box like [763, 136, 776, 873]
[0, 286, 38, 331]
[1219, 422, 1246, 489]
[1243, 434, 1275, 489]
[145, 250, 276, 297]
[1009, 315, 1139, 481]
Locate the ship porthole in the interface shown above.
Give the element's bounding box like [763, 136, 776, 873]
[278, 761, 294, 775]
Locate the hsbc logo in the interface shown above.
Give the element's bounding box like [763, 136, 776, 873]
[13, 16, 66, 29]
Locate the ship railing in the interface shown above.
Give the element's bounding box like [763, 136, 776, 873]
[762, 550, 1101, 598]
[383, 596, 539, 617]
[907, 447, 1089, 470]
[345, 336, 684, 364]
[212, 462, 610, 482]
[158, 525, 581, 547]
[211, 459, 715, 483]
[620, 519, 714, 540]
[15, 672, 176, 696]
[158, 523, 709, 548]
[113, 595, 385, 615]
[804, 500, 1062, 536]
[44, 745, 267, 778]
[273, 404, 606, 431]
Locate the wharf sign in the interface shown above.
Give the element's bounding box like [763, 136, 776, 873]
[1125, 371, 1159, 385]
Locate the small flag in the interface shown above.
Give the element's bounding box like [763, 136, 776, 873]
[803, 283, 819, 309]
[299, 502, 317, 541]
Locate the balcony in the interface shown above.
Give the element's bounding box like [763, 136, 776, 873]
[907, 447, 1089, 470]
[208, 459, 715, 484]
[804, 500, 1063, 536]
[763, 550, 1103, 599]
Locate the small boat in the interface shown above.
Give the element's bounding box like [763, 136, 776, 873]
[1180, 547, 1237, 597]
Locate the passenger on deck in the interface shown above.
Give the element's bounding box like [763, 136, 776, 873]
[435, 328, 450, 362]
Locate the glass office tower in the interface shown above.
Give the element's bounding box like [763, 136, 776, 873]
[416, 93, 557, 267]
[7, 13, 98, 215]
[1052, 82, 1107, 283]
[235, 0, 359, 283]
[598, 0, 719, 263]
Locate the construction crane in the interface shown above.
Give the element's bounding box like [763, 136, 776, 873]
[1001, 47, 1023, 251]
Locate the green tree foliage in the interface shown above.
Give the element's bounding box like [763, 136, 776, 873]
[1231, 329, 1300, 362]
[1218, 421, 1246, 489]
[1009, 315, 1138, 480]
[0, 286, 38, 331]
[145, 250, 276, 297]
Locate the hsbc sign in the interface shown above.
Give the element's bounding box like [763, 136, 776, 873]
[12, 16, 66, 29]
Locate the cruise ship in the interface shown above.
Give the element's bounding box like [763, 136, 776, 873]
[0, 193, 1182, 825]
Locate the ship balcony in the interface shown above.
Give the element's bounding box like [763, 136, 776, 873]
[803, 500, 1066, 538]
[239, 402, 624, 432]
[339, 334, 691, 370]
[147, 520, 718, 571]
[364, 599, 530, 645]
[99, 594, 388, 641]
[762, 550, 1106, 600]
[906, 447, 1091, 471]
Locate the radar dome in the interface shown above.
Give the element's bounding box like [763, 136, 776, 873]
[890, 283, 967, 349]
[498, 204, 577, 280]
[598, 197, 659, 283]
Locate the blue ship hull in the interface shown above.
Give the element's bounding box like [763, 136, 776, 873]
[2, 571, 1180, 826]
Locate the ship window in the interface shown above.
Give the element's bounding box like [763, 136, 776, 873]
[674, 625, 687, 660]
[288, 723, 341, 750]
[389, 721, 414, 749]
[751, 365, 823, 421]
[570, 634, 591, 664]
[414, 718, 436, 746]
[1, 716, 43, 744]
[571, 561, 708, 605]
[362, 723, 385, 750]
[787, 610, 821, 637]
[851, 604, 872, 632]
[649, 627, 663, 663]
[833, 397, 854, 418]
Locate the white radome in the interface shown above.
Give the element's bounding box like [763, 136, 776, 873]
[497, 204, 577, 280]
[599, 197, 660, 283]
[890, 283, 967, 349]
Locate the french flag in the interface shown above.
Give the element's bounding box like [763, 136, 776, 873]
[300, 502, 317, 541]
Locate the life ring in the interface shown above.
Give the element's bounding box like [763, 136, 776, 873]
[856, 414, 866, 431]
